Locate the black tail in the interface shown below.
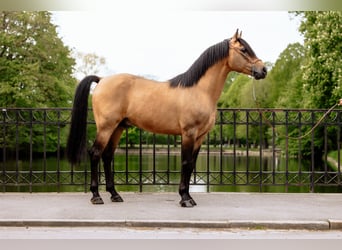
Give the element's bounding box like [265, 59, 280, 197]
[66, 75, 101, 164]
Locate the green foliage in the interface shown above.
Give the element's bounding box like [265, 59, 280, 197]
[0, 11, 76, 108]
[120, 127, 141, 147]
[269, 43, 306, 108]
[0, 11, 76, 153]
[297, 11, 342, 108]
[218, 73, 251, 108]
[288, 11, 342, 160]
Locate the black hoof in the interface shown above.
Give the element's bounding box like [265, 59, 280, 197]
[91, 196, 104, 205]
[180, 199, 197, 208]
[111, 194, 124, 202]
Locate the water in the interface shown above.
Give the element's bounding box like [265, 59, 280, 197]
[2, 151, 341, 193]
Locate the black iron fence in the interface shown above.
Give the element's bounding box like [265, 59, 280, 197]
[1, 108, 342, 193]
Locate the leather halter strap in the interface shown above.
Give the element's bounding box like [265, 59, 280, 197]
[229, 44, 261, 65]
[228, 41, 261, 78]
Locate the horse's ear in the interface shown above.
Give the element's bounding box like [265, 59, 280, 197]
[239, 30, 242, 38]
[233, 29, 239, 40]
[232, 29, 240, 42]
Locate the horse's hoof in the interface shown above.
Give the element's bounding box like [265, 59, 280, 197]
[91, 196, 104, 205]
[111, 194, 124, 202]
[180, 199, 197, 208]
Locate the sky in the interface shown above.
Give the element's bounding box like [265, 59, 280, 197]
[51, 11, 304, 80]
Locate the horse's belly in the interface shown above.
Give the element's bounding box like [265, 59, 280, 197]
[130, 118, 181, 135]
[127, 107, 181, 135]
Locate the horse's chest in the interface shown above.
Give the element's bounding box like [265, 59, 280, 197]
[185, 108, 216, 131]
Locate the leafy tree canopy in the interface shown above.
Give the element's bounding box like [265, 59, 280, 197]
[296, 11, 342, 108]
[0, 11, 76, 108]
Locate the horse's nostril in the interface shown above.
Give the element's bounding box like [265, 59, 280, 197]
[263, 67, 267, 74]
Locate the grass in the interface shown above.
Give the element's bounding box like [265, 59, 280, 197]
[327, 150, 342, 171]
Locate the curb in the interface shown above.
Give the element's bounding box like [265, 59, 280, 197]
[1, 219, 341, 230]
[328, 220, 342, 230]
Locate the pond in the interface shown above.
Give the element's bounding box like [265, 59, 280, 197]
[2, 151, 341, 193]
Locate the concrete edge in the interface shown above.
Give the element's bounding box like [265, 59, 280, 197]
[228, 220, 330, 231]
[328, 220, 342, 230]
[0, 219, 332, 231]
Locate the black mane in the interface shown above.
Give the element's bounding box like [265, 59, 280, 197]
[169, 39, 230, 88]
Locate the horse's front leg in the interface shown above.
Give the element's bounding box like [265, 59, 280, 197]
[179, 137, 197, 207]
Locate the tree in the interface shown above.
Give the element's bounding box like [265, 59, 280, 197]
[268, 43, 306, 108]
[296, 11, 342, 109]
[0, 11, 76, 153]
[0, 11, 76, 108]
[287, 12, 342, 163]
[74, 52, 106, 80]
[218, 73, 251, 108]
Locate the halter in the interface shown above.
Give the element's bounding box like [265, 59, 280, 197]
[228, 42, 261, 77]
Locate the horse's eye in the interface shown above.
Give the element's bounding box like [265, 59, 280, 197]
[240, 48, 247, 54]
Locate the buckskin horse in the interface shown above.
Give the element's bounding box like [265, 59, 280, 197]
[66, 30, 267, 207]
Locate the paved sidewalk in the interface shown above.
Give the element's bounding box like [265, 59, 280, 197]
[1, 192, 342, 230]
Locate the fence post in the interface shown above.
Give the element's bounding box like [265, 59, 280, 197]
[1, 109, 6, 192]
[310, 111, 315, 193]
[29, 110, 33, 193]
[139, 128, 143, 192]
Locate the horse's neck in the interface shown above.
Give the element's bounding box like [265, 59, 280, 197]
[197, 61, 231, 105]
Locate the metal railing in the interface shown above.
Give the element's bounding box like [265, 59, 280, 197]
[1, 108, 342, 193]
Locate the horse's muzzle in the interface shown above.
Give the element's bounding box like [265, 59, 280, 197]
[252, 66, 267, 80]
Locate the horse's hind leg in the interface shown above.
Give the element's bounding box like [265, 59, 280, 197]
[102, 126, 125, 202]
[88, 140, 105, 204]
[88, 127, 117, 204]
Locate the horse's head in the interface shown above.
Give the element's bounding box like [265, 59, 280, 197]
[227, 29, 267, 80]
